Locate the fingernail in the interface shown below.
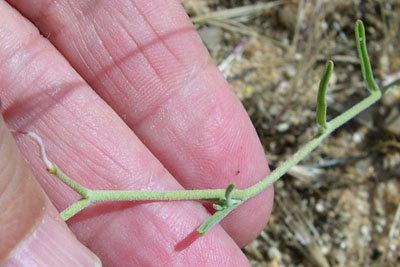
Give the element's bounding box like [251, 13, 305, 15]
[4, 213, 102, 266]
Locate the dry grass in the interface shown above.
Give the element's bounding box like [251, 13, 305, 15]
[182, 0, 400, 266]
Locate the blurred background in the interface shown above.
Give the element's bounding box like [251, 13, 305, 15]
[181, 1, 400, 266]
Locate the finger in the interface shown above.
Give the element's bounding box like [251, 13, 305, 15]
[0, 110, 100, 265]
[0, 2, 250, 266]
[8, 0, 274, 246]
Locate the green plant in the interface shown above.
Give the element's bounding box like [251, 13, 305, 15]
[20, 21, 400, 236]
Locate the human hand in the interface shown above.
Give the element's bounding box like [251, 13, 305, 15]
[0, 1, 273, 266]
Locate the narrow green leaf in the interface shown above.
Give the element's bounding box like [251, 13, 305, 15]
[317, 61, 334, 130]
[213, 204, 224, 211]
[225, 183, 235, 199]
[355, 20, 379, 93]
[197, 201, 242, 235]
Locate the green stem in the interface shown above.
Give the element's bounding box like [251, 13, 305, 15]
[68, 90, 381, 205]
[89, 189, 228, 202]
[36, 20, 397, 235]
[54, 89, 383, 228]
[241, 90, 381, 199]
[48, 164, 90, 198]
[60, 198, 91, 221]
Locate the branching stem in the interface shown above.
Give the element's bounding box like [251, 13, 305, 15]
[16, 20, 399, 235]
[240, 90, 381, 200]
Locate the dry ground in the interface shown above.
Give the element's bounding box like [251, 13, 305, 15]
[182, 1, 400, 266]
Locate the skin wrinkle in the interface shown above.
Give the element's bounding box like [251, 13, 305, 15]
[17, 132, 81, 207]
[59, 4, 212, 126]
[40, 111, 135, 191]
[46, 123, 118, 190]
[77, 12, 143, 109]
[133, 60, 214, 128]
[194, 122, 249, 188]
[90, 11, 140, 101]
[14, 71, 182, 192]
[82, 204, 170, 265]
[134, 68, 236, 187]
[34, 1, 122, 107]
[0, 20, 37, 64]
[162, 127, 220, 188]
[69, 122, 131, 174]
[70, 35, 97, 86]
[28, 0, 62, 34]
[0, 36, 44, 89]
[129, 0, 181, 64]
[72, 202, 134, 244]
[108, 8, 164, 86]
[90, 2, 212, 126]
[38, 82, 134, 176]
[63, 0, 85, 25]
[16, 134, 97, 212]
[145, 209, 178, 249]
[41, 0, 91, 39]
[125, 210, 170, 264]
[0, 156, 14, 198]
[89, 26, 207, 88]
[8, 53, 173, 195]
[102, 196, 210, 264]
[70, 22, 119, 106]
[118, 202, 207, 264]
[2, 208, 42, 263]
[16, 61, 53, 99]
[0, 122, 9, 179]
[3, 60, 87, 133]
[5, 72, 62, 132]
[7, 83, 130, 198]
[63, 0, 111, 31]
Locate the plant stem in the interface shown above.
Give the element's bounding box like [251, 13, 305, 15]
[57, 91, 382, 222]
[89, 188, 227, 202]
[60, 199, 91, 220]
[76, 90, 381, 204]
[241, 90, 381, 199]
[49, 164, 90, 198]
[24, 20, 397, 235]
